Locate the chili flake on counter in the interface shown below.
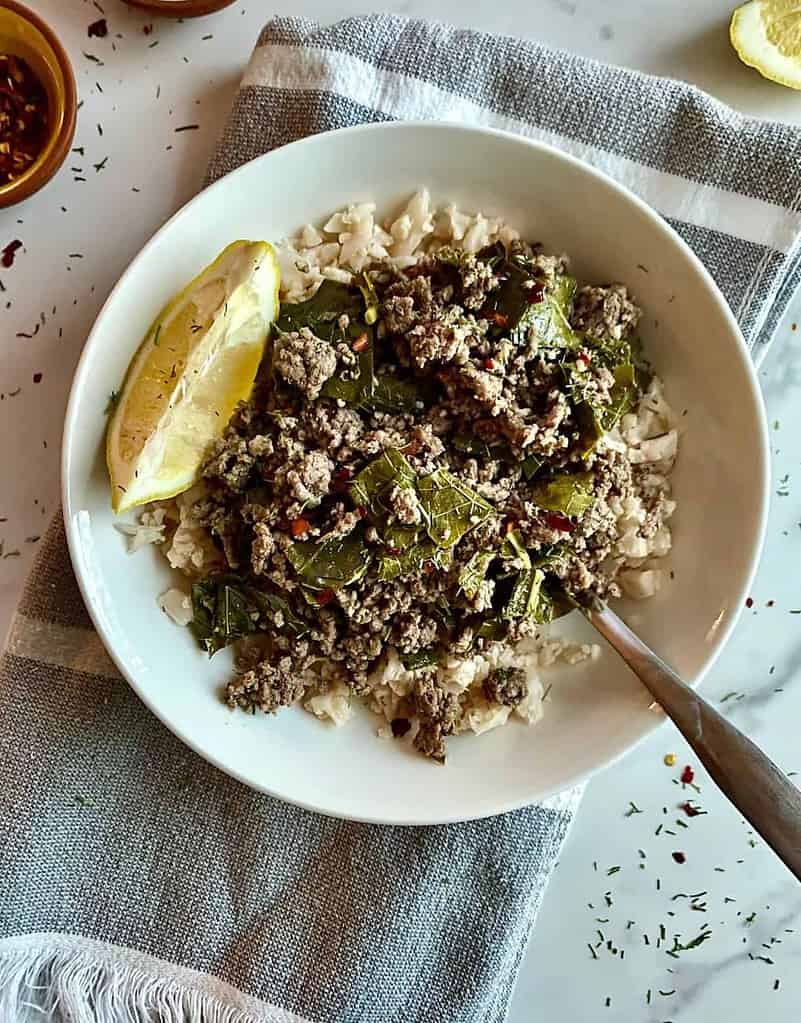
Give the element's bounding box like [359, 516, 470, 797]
[0, 54, 49, 186]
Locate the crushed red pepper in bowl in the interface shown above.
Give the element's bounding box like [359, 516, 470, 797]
[0, 53, 49, 186]
[0, 1, 77, 207]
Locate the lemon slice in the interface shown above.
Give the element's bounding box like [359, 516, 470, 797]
[107, 240, 280, 513]
[731, 0, 801, 89]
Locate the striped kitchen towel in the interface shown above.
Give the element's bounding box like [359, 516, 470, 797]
[207, 15, 801, 363]
[2, 14, 801, 1023]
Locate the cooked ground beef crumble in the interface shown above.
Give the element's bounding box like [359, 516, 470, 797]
[139, 199, 678, 762]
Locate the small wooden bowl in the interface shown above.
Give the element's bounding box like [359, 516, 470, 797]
[0, 0, 77, 208]
[122, 0, 239, 16]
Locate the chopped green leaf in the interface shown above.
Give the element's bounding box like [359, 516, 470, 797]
[190, 577, 255, 655]
[276, 279, 364, 340]
[475, 616, 506, 641]
[365, 373, 422, 414]
[417, 468, 494, 548]
[286, 533, 373, 591]
[453, 433, 492, 459]
[249, 590, 309, 638]
[503, 567, 547, 621]
[378, 542, 452, 581]
[569, 338, 639, 452]
[486, 257, 579, 349]
[531, 471, 595, 517]
[358, 271, 380, 325]
[523, 273, 578, 349]
[459, 550, 495, 599]
[500, 529, 531, 570]
[350, 448, 416, 520]
[189, 576, 310, 655]
[521, 453, 544, 481]
[401, 648, 439, 671]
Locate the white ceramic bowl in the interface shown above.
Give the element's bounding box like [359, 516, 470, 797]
[62, 122, 769, 825]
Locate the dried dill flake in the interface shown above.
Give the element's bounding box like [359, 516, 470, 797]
[0, 55, 48, 186]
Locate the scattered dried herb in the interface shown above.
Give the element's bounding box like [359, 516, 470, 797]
[87, 18, 108, 38]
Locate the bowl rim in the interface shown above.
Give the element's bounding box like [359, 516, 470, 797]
[61, 120, 771, 824]
[0, 0, 77, 208]
[122, 0, 239, 17]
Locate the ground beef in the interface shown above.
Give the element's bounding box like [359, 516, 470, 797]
[226, 657, 308, 713]
[457, 252, 500, 310]
[383, 275, 434, 333]
[571, 284, 640, 341]
[391, 609, 439, 654]
[203, 435, 255, 492]
[483, 666, 529, 707]
[388, 483, 422, 525]
[274, 327, 338, 397]
[285, 451, 333, 507]
[412, 674, 461, 762]
[250, 522, 275, 575]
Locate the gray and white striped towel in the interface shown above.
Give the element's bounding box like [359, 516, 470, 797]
[2, 14, 801, 1023]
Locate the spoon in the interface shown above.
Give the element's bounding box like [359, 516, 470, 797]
[582, 601, 801, 882]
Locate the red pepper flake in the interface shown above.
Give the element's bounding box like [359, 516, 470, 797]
[333, 466, 352, 492]
[680, 765, 695, 785]
[486, 311, 508, 328]
[672, 851, 686, 864]
[745, 596, 754, 608]
[526, 280, 546, 304]
[544, 511, 576, 533]
[576, 352, 591, 368]
[289, 517, 310, 538]
[143, 23, 153, 35]
[0, 55, 49, 186]
[1, 239, 22, 268]
[351, 332, 370, 352]
[355, 506, 368, 519]
[680, 801, 702, 818]
[793, 323, 798, 332]
[483, 358, 496, 370]
[316, 588, 335, 606]
[87, 18, 108, 38]
[32, 372, 42, 383]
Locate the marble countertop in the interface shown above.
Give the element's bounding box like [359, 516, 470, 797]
[2, 1, 800, 1019]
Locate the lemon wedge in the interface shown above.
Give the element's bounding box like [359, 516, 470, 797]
[731, 0, 801, 89]
[107, 240, 280, 513]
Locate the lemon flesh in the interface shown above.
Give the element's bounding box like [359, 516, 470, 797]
[107, 240, 280, 513]
[731, 0, 801, 89]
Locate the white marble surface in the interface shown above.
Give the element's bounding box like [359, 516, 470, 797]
[2, 1, 800, 1019]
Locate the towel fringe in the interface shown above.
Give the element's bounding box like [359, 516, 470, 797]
[0, 935, 303, 1023]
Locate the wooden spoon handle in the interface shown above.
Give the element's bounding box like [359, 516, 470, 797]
[586, 604, 801, 882]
